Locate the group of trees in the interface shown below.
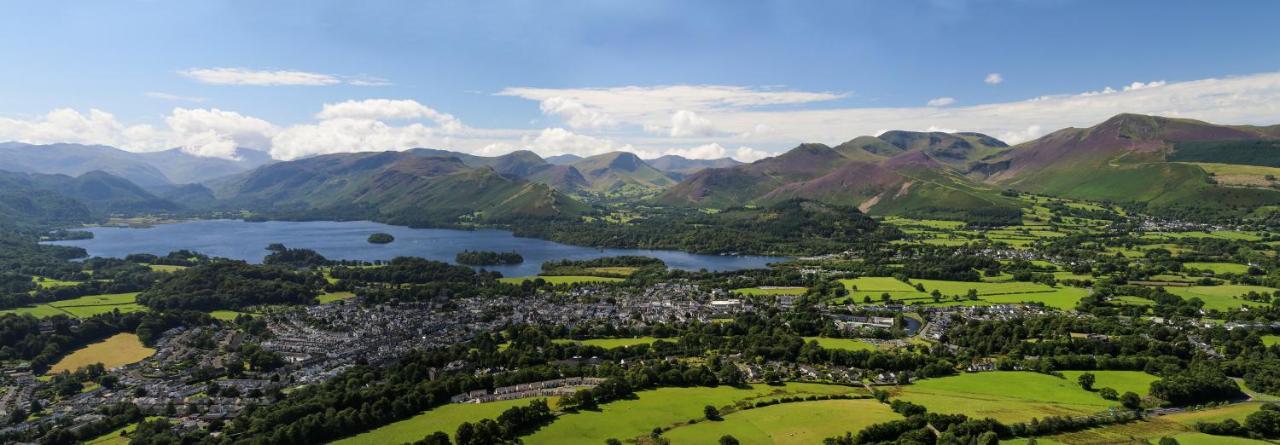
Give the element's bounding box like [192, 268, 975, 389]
[0, 310, 209, 374]
[137, 261, 322, 310]
[454, 250, 524, 266]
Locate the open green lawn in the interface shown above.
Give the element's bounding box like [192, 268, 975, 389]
[48, 333, 155, 374]
[317, 291, 356, 303]
[1111, 295, 1155, 306]
[1167, 284, 1277, 311]
[1184, 262, 1252, 275]
[333, 397, 554, 445]
[145, 264, 187, 273]
[1, 292, 146, 318]
[1009, 402, 1270, 445]
[552, 337, 661, 348]
[802, 337, 877, 352]
[837, 278, 1088, 310]
[498, 275, 624, 285]
[662, 398, 900, 445]
[209, 310, 250, 321]
[524, 383, 865, 445]
[882, 217, 965, 230]
[31, 276, 82, 289]
[1059, 370, 1159, 396]
[896, 372, 1117, 423]
[1141, 231, 1263, 242]
[1263, 335, 1280, 347]
[732, 286, 807, 296]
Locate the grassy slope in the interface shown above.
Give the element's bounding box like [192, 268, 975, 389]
[896, 372, 1118, 423]
[662, 398, 900, 445]
[47, 333, 155, 374]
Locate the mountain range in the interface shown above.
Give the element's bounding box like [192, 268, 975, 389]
[2, 113, 1278, 229]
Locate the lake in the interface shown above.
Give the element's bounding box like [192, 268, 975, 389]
[48, 220, 784, 276]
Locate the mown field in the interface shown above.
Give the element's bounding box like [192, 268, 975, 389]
[662, 398, 900, 444]
[1058, 370, 1158, 395]
[835, 277, 1087, 309]
[333, 397, 557, 445]
[523, 383, 865, 444]
[802, 337, 878, 352]
[895, 372, 1119, 423]
[48, 333, 155, 374]
[1184, 262, 1251, 274]
[1004, 401, 1270, 445]
[732, 286, 807, 296]
[0, 292, 145, 318]
[1166, 284, 1276, 311]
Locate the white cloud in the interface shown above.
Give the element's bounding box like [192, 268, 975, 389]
[144, 92, 205, 103]
[658, 143, 770, 162]
[1124, 80, 1166, 91]
[985, 73, 1004, 85]
[537, 97, 615, 129]
[179, 68, 391, 87]
[519, 127, 633, 158]
[165, 108, 279, 158]
[0, 107, 277, 160]
[316, 99, 462, 133]
[668, 110, 717, 137]
[926, 97, 956, 107]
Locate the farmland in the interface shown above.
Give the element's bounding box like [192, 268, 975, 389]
[835, 277, 1087, 309]
[0, 292, 145, 318]
[551, 337, 662, 348]
[802, 337, 877, 352]
[523, 383, 865, 444]
[895, 372, 1117, 423]
[498, 275, 625, 285]
[333, 397, 556, 445]
[47, 333, 155, 374]
[1166, 284, 1277, 311]
[732, 286, 807, 296]
[661, 398, 900, 444]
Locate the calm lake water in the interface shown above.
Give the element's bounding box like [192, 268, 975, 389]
[48, 220, 784, 276]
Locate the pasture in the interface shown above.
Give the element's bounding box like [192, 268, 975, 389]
[802, 337, 877, 352]
[1058, 370, 1158, 395]
[1008, 402, 1269, 445]
[1184, 262, 1251, 274]
[836, 277, 1088, 309]
[0, 292, 145, 318]
[895, 372, 1116, 423]
[317, 291, 356, 303]
[523, 383, 864, 444]
[47, 333, 155, 374]
[1166, 284, 1277, 311]
[661, 398, 900, 445]
[732, 286, 807, 296]
[333, 397, 555, 445]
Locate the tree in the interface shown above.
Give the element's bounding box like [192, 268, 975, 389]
[1078, 372, 1096, 391]
[1246, 409, 1280, 438]
[1158, 437, 1179, 445]
[719, 435, 740, 445]
[1120, 391, 1142, 410]
[977, 431, 999, 445]
[704, 405, 721, 420]
[1098, 387, 1118, 400]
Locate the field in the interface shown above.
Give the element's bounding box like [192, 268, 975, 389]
[895, 372, 1117, 423]
[333, 397, 556, 445]
[1184, 162, 1280, 188]
[1058, 370, 1158, 395]
[209, 310, 249, 321]
[498, 275, 624, 285]
[0, 292, 145, 318]
[1166, 285, 1277, 311]
[146, 264, 187, 273]
[523, 383, 865, 444]
[1007, 402, 1270, 445]
[47, 333, 155, 374]
[1182, 260, 1254, 274]
[732, 286, 807, 296]
[802, 337, 877, 352]
[552, 337, 661, 348]
[1263, 335, 1280, 347]
[317, 291, 356, 303]
[836, 277, 1087, 309]
[31, 276, 82, 289]
[662, 398, 900, 444]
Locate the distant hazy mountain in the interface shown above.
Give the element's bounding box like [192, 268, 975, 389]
[646, 155, 743, 177]
[0, 142, 273, 186]
[545, 154, 584, 165]
[568, 152, 678, 195]
[212, 150, 584, 226]
[0, 170, 179, 226]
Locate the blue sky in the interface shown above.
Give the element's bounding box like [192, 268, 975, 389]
[2, 0, 1279, 160]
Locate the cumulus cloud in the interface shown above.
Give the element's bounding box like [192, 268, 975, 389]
[165, 108, 278, 158]
[658, 143, 771, 162]
[667, 110, 717, 137]
[926, 97, 956, 107]
[0, 107, 277, 159]
[984, 73, 1004, 85]
[316, 99, 462, 133]
[538, 97, 616, 129]
[518, 127, 633, 158]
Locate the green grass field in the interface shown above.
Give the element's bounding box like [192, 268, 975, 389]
[0, 292, 145, 318]
[333, 397, 555, 445]
[552, 337, 661, 348]
[1167, 285, 1277, 311]
[837, 278, 1088, 309]
[732, 287, 807, 296]
[1184, 262, 1252, 274]
[662, 398, 900, 445]
[498, 275, 625, 285]
[1008, 402, 1270, 445]
[48, 333, 155, 374]
[1058, 370, 1158, 395]
[209, 310, 249, 321]
[31, 276, 82, 289]
[524, 383, 865, 444]
[802, 337, 877, 352]
[145, 264, 188, 273]
[1263, 335, 1280, 347]
[896, 372, 1117, 423]
[318, 291, 356, 303]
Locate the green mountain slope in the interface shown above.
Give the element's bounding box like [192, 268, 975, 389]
[569, 152, 677, 194]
